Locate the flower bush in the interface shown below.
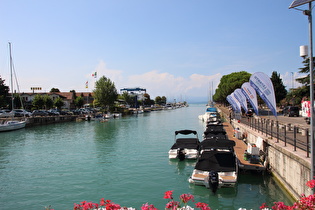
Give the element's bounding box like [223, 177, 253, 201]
[44, 178, 315, 210]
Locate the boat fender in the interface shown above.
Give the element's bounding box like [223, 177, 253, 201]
[209, 171, 219, 193]
[177, 148, 185, 161]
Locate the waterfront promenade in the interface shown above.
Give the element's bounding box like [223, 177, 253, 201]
[217, 104, 312, 200]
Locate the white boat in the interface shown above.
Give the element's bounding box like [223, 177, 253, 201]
[189, 139, 237, 193]
[198, 106, 218, 122]
[168, 130, 200, 160]
[0, 120, 26, 132]
[0, 43, 26, 132]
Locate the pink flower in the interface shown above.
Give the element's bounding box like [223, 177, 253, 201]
[164, 190, 174, 200]
[195, 202, 211, 210]
[165, 200, 180, 210]
[180, 194, 194, 204]
[259, 203, 268, 209]
[306, 179, 315, 189]
[141, 202, 158, 210]
[271, 201, 291, 210]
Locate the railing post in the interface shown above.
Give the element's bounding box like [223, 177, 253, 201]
[307, 128, 310, 158]
[276, 121, 279, 143]
[284, 125, 287, 147]
[271, 120, 273, 139]
[265, 119, 268, 137]
[294, 126, 297, 151]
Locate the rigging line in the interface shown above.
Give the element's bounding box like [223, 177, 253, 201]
[10, 44, 25, 110]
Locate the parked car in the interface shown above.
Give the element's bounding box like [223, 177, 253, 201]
[11, 109, 32, 117]
[0, 109, 14, 117]
[47, 109, 60, 116]
[282, 106, 299, 117]
[32, 110, 48, 116]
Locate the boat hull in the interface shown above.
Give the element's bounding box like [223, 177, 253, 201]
[0, 120, 26, 132]
[168, 149, 199, 159]
[189, 169, 237, 188]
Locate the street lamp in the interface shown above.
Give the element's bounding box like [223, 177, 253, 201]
[289, 0, 315, 192]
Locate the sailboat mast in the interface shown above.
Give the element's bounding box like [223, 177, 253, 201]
[9, 42, 14, 110]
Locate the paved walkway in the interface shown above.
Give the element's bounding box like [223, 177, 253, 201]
[217, 105, 311, 165]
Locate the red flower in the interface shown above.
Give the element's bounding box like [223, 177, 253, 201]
[195, 202, 211, 210]
[164, 190, 174, 200]
[260, 203, 268, 209]
[141, 202, 158, 210]
[165, 200, 180, 210]
[180, 193, 194, 204]
[306, 179, 315, 189]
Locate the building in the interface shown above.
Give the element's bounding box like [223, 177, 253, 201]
[20, 92, 94, 110]
[120, 87, 147, 101]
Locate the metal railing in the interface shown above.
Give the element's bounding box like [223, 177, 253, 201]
[240, 117, 310, 157]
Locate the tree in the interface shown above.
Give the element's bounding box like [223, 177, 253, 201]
[213, 71, 251, 103]
[120, 92, 133, 105]
[0, 76, 10, 108]
[93, 76, 118, 110]
[32, 94, 45, 109]
[50, 88, 60, 93]
[155, 96, 167, 105]
[43, 95, 54, 109]
[270, 71, 287, 104]
[142, 93, 154, 106]
[74, 96, 84, 108]
[54, 97, 64, 110]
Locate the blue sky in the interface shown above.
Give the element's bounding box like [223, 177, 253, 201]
[0, 0, 311, 102]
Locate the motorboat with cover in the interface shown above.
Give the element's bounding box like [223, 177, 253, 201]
[198, 107, 218, 122]
[189, 138, 237, 193]
[203, 124, 226, 139]
[168, 129, 200, 160]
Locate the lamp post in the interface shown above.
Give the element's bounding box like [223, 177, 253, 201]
[290, 0, 315, 192]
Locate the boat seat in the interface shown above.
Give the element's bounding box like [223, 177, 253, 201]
[220, 175, 236, 181]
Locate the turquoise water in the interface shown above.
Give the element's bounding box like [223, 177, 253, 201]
[0, 104, 293, 210]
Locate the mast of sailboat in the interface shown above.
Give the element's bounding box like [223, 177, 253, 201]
[9, 42, 14, 110]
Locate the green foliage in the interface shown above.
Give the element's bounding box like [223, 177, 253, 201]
[43, 95, 54, 109]
[0, 76, 10, 108]
[93, 76, 118, 109]
[74, 96, 84, 108]
[70, 90, 77, 100]
[54, 97, 64, 110]
[296, 58, 312, 86]
[142, 93, 154, 106]
[213, 71, 251, 103]
[120, 91, 134, 105]
[155, 96, 167, 105]
[270, 71, 287, 104]
[50, 88, 60, 93]
[32, 94, 45, 109]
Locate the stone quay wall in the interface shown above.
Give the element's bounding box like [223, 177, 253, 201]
[25, 115, 77, 127]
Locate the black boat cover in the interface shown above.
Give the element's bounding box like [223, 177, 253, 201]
[194, 150, 236, 172]
[175, 130, 197, 135]
[171, 138, 200, 150]
[204, 125, 226, 135]
[200, 139, 235, 149]
[204, 133, 227, 139]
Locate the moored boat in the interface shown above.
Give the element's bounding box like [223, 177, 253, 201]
[0, 43, 26, 132]
[168, 129, 200, 160]
[189, 138, 237, 193]
[0, 120, 26, 132]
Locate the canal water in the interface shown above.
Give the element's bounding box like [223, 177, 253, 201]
[0, 104, 294, 210]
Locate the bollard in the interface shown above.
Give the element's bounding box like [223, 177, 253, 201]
[286, 123, 292, 131]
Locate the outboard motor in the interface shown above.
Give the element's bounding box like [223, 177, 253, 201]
[177, 148, 186, 161]
[209, 171, 219, 193]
